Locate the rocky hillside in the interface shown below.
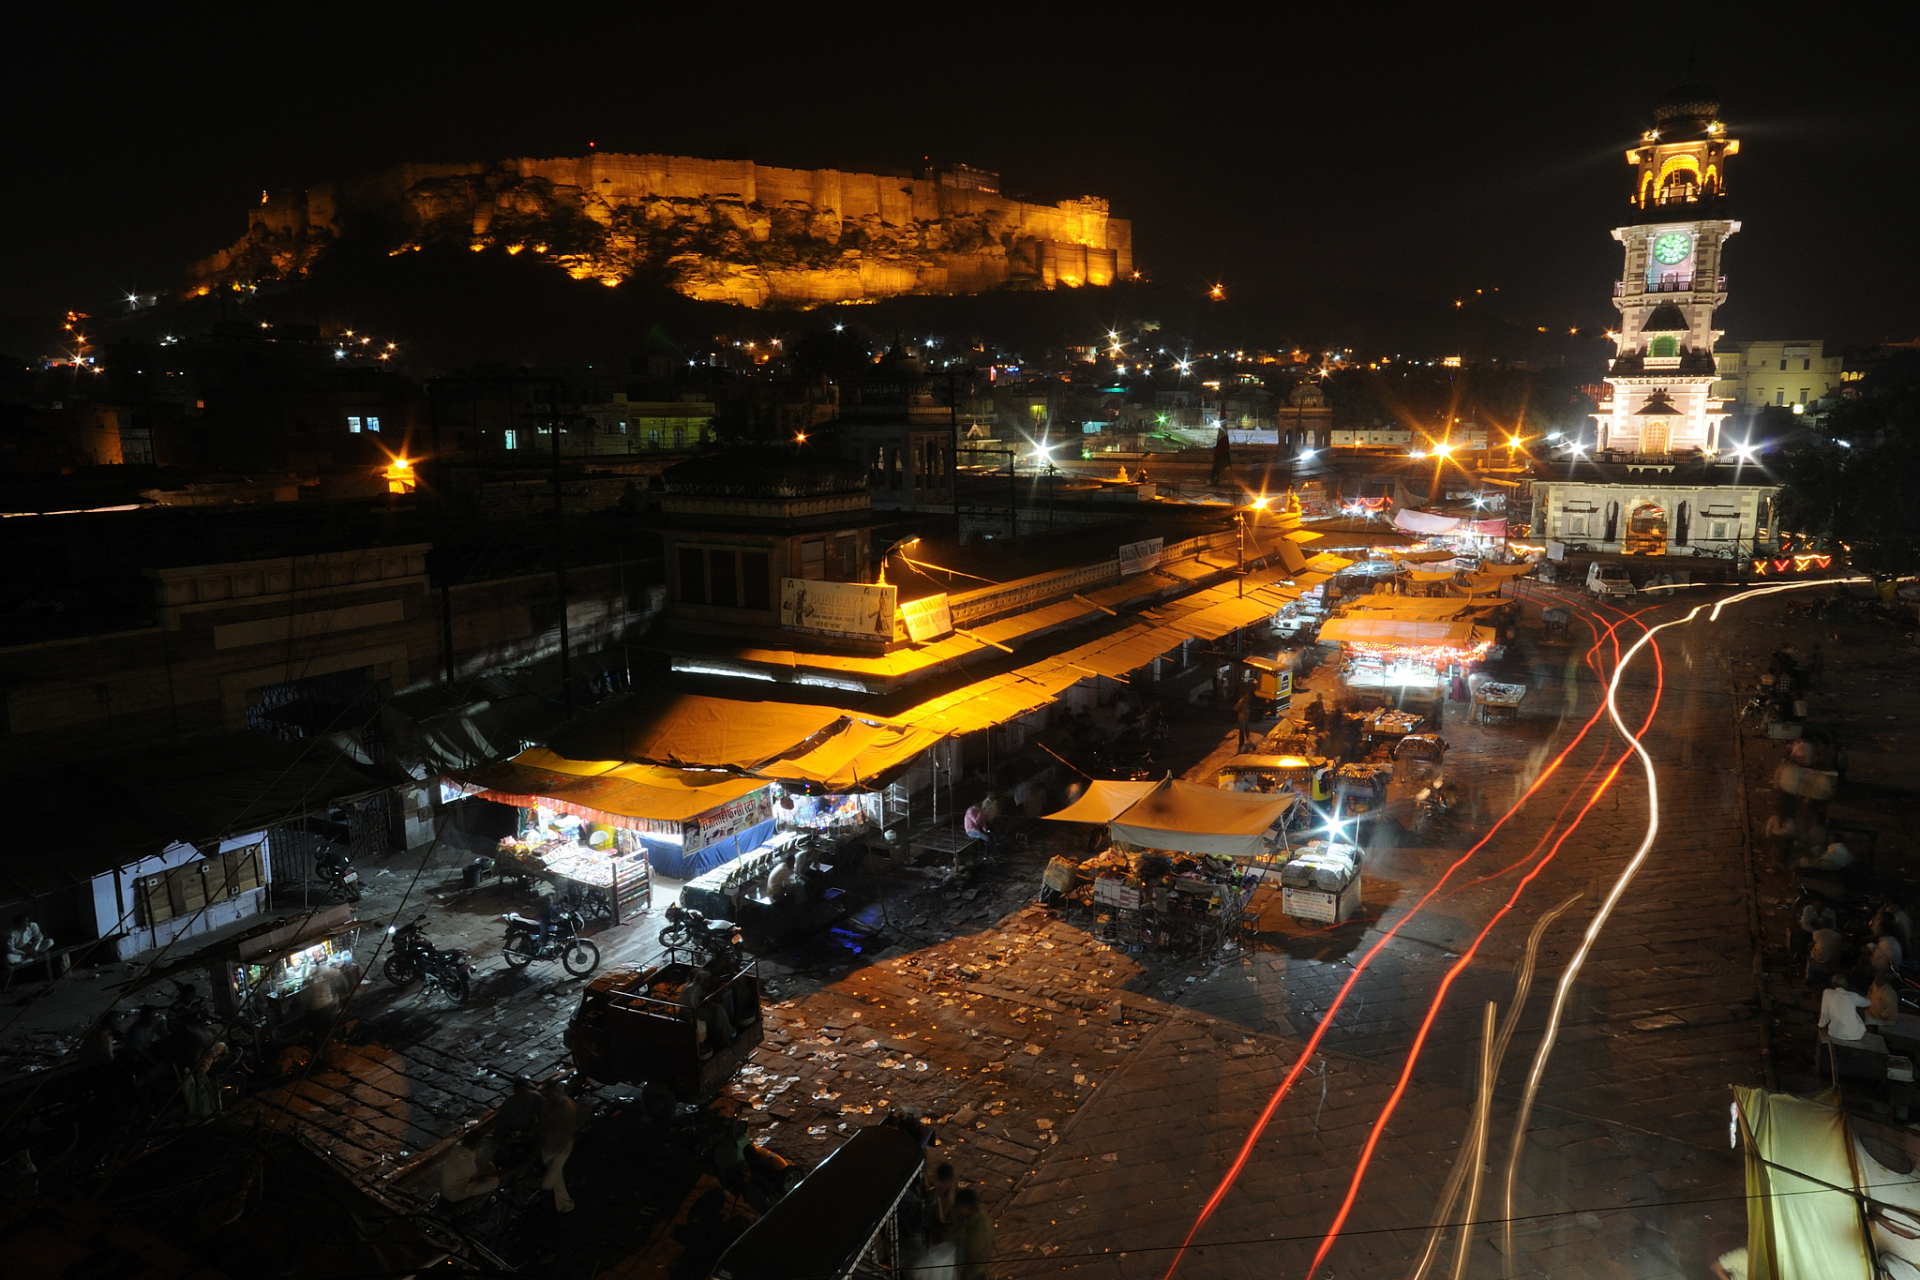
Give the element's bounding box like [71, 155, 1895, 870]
[193, 155, 1134, 308]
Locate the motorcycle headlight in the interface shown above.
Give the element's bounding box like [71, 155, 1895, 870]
[387, 926, 396, 935]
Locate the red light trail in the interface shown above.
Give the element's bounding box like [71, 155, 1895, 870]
[1161, 604, 1645, 1280]
[1303, 605, 1661, 1276]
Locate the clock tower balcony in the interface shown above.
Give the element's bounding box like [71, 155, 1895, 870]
[1614, 275, 1726, 297]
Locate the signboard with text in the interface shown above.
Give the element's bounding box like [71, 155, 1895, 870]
[684, 787, 772, 853]
[1118, 537, 1165, 575]
[780, 577, 899, 640]
[900, 593, 955, 643]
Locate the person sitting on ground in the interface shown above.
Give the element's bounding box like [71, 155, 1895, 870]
[5, 916, 53, 971]
[1807, 926, 1848, 989]
[1819, 973, 1871, 1045]
[440, 1129, 500, 1205]
[1868, 973, 1901, 1028]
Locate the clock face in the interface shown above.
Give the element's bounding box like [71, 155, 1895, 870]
[1652, 232, 1693, 265]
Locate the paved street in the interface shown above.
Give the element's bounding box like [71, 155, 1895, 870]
[10, 582, 1884, 1280]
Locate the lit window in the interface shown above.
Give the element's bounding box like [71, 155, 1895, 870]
[366, 415, 381, 432]
[647, 427, 660, 447]
[347, 416, 362, 433]
[504, 430, 518, 450]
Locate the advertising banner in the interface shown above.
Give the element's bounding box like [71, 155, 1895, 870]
[684, 786, 772, 854]
[1118, 537, 1165, 575]
[780, 577, 898, 640]
[900, 592, 955, 643]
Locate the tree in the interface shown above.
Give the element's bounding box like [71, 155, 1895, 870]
[1773, 352, 1920, 576]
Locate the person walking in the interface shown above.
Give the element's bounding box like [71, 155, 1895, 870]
[537, 1079, 578, 1213]
[951, 1188, 995, 1280]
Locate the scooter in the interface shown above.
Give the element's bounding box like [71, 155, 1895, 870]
[384, 915, 473, 1005]
[501, 907, 600, 976]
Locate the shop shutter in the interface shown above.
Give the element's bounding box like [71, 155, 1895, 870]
[228, 844, 263, 893]
[168, 860, 208, 915]
[137, 874, 174, 926]
[203, 854, 232, 901]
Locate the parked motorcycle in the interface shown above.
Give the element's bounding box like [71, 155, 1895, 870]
[384, 915, 473, 1004]
[315, 847, 362, 904]
[658, 903, 742, 972]
[501, 907, 600, 976]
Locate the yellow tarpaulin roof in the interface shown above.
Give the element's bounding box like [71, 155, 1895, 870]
[1388, 548, 1457, 563]
[1041, 779, 1162, 824]
[1169, 596, 1277, 641]
[547, 692, 845, 770]
[1473, 562, 1536, 578]
[1318, 616, 1485, 647]
[1283, 530, 1323, 543]
[1406, 569, 1459, 583]
[1306, 551, 1354, 574]
[1339, 594, 1504, 620]
[460, 757, 768, 824]
[1044, 777, 1294, 858]
[1454, 579, 1506, 595]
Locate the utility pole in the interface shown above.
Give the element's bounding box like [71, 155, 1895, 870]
[550, 375, 573, 716]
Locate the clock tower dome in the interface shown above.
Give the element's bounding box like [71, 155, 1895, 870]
[1596, 80, 1740, 455]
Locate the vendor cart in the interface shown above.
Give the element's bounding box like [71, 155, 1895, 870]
[1216, 754, 1331, 807]
[1471, 681, 1528, 725]
[493, 834, 652, 924]
[1278, 841, 1364, 925]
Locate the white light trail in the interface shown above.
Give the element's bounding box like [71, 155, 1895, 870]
[1498, 576, 1869, 1270]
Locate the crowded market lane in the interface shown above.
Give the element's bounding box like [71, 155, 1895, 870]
[991, 587, 1765, 1279]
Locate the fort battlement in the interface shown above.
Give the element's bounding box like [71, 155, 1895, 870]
[194, 154, 1134, 308]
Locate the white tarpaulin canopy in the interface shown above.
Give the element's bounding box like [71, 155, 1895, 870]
[1044, 777, 1295, 858]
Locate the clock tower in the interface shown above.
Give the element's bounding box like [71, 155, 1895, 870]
[1595, 80, 1740, 456]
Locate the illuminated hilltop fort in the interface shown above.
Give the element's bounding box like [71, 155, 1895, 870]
[193, 155, 1134, 308]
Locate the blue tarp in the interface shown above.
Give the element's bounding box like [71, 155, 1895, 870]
[645, 818, 778, 880]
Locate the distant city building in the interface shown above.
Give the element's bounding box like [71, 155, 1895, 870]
[1711, 340, 1844, 413]
[1594, 81, 1740, 456]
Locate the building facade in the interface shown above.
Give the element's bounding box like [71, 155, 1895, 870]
[1529, 461, 1777, 557]
[1595, 83, 1741, 456]
[1712, 340, 1845, 415]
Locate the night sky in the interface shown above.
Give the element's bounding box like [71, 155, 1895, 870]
[5, 8, 1915, 351]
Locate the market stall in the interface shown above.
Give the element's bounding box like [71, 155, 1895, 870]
[1319, 609, 1497, 723]
[1043, 779, 1296, 954]
[130, 905, 365, 1038]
